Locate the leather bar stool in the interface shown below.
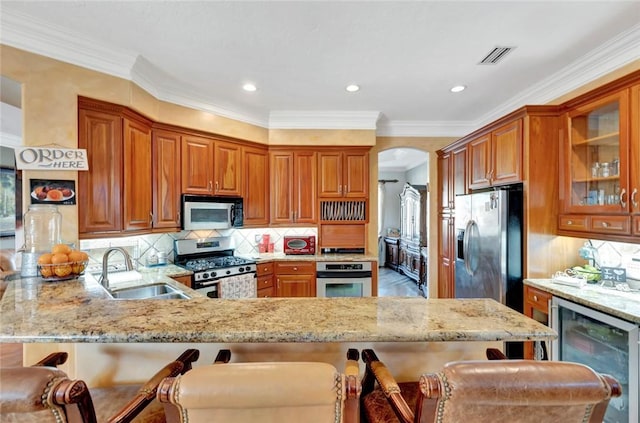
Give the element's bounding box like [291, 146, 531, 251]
[0, 349, 199, 423]
[360, 348, 621, 423]
[157, 348, 361, 423]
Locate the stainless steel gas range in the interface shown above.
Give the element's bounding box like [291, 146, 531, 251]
[174, 237, 256, 298]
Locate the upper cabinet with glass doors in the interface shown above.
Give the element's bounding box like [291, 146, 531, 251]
[562, 90, 629, 214]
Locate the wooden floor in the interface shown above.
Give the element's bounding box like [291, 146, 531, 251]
[377, 266, 424, 297]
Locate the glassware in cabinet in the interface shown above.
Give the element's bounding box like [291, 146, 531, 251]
[564, 90, 630, 213]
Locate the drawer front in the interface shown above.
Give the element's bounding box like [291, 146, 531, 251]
[558, 215, 588, 232]
[257, 261, 274, 276]
[525, 286, 551, 311]
[275, 261, 315, 274]
[589, 215, 631, 235]
[257, 275, 274, 290]
[257, 286, 275, 298]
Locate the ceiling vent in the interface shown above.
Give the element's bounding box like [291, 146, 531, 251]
[478, 46, 516, 65]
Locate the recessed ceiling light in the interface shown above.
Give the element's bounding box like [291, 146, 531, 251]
[346, 84, 360, 92]
[450, 85, 466, 93]
[243, 83, 257, 92]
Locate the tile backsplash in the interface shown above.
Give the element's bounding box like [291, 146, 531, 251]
[79, 227, 317, 270]
[588, 239, 640, 280]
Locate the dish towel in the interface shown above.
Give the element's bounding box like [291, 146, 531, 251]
[219, 273, 257, 298]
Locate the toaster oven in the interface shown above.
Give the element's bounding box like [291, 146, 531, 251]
[283, 236, 316, 255]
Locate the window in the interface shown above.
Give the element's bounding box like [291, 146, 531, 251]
[0, 167, 16, 237]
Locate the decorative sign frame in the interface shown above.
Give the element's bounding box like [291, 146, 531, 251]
[30, 179, 77, 205]
[14, 146, 89, 171]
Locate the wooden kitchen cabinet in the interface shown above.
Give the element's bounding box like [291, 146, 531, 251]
[269, 149, 317, 225]
[437, 214, 455, 298]
[78, 105, 123, 234]
[181, 135, 214, 195]
[78, 97, 153, 236]
[523, 285, 551, 360]
[438, 146, 466, 213]
[383, 237, 400, 271]
[243, 145, 270, 226]
[123, 117, 153, 231]
[256, 261, 275, 297]
[275, 261, 316, 297]
[171, 275, 192, 288]
[468, 119, 522, 190]
[214, 140, 242, 196]
[558, 72, 640, 242]
[181, 136, 242, 196]
[151, 128, 182, 230]
[318, 149, 369, 198]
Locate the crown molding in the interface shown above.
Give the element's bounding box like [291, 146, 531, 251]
[2, 8, 638, 136]
[0, 9, 137, 79]
[0, 132, 22, 148]
[476, 23, 640, 129]
[376, 120, 475, 138]
[269, 111, 381, 130]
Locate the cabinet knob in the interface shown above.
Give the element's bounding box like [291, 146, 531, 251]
[293, 267, 298, 271]
[533, 295, 538, 302]
[601, 221, 610, 228]
[567, 220, 573, 225]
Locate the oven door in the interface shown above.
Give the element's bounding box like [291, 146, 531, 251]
[183, 200, 233, 230]
[195, 281, 219, 299]
[316, 277, 372, 297]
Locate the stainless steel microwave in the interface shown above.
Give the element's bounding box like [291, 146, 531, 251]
[181, 195, 243, 230]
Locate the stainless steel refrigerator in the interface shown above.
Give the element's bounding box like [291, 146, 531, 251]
[454, 187, 523, 357]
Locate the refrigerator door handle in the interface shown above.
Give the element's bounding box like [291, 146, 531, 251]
[463, 220, 475, 276]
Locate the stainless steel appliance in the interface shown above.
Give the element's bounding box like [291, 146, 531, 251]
[316, 262, 372, 297]
[181, 194, 243, 230]
[174, 237, 256, 298]
[551, 297, 638, 423]
[454, 186, 523, 357]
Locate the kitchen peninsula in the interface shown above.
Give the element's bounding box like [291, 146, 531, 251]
[0, 274, 554, 344]
[0, 273, 555, 384]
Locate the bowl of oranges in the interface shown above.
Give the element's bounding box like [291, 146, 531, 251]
[37, 244, 89, 281]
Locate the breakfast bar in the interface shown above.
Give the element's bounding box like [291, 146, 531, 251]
[0, 274, 556, 385]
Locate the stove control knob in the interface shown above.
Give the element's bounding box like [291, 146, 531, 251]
[226, 270, 231, 275]
[211, 272, 217, 278]
[239, 267, 245, 272]
[202, 273, 209, 279]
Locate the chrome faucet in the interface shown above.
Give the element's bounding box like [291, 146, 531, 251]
[100, 247, 134, 290]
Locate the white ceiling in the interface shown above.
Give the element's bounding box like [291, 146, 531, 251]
[1, 1, 639, 140]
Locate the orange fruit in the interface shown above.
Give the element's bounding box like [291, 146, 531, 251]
[38, 253, 53, 265]
[51, 253, 69, 264]
[68, 250, 85, 262]
[54, 264, 72, 277]
[52, 244, 72, 255]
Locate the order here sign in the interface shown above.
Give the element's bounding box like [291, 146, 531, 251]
[14, 146, 89, 171]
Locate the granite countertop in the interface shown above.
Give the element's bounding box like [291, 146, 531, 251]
[525, 279, 640, 324]
[244, 252, 379, 263]
[0, 274, 554, 344]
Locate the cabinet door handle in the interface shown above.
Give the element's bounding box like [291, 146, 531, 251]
[176, 211, 180, 223]
[338, 185, 342, 194]
[619, 188, 627, 208]
[632, 188, 638, 209]
[567, 220, 573, 225]
[215, 181, 219, 192]
[208, 181, 213, 192]
[149, 212, 153, 224]
[533, 295, 538, 302]
[601, 221, 610, 228]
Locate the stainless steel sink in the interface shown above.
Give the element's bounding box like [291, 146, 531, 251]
[109, 283, 191, 300]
